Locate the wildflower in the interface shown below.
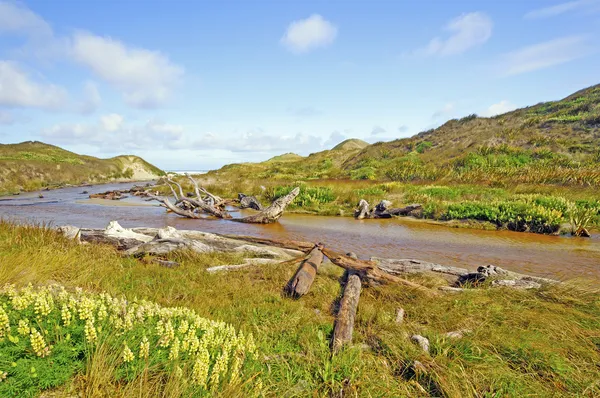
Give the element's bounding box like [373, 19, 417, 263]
[159, 319, 175, 347]
[178, 319, 189, 335]
[78, 297, 95, 321]
[34, 292, 53, 318]
[122, 343, 134, 363]
[0, 371, 7, 382]
[17, 319, 30, 336]
[30, 328, 50, 357]
[97, 303, 108, 322]
[191, 347, 210, 388]
[0, 306, 9, 337]
[139, 335, 150, 359]
[61, 305, 72, 327]
[209, 351, 229, 390]
[84, 319, 97, 344]
[169, 337, 180, 360]
[229, 353, 243, 384]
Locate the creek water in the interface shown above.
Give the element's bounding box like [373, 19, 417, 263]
[1, 181, 598, 280]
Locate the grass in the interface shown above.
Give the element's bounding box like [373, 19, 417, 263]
[0, 141, 164, 195]
[1, 221, 599, 397]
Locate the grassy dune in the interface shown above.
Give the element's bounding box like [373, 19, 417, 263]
[185, 84, 600, 235]
[1, 222, 599, 397]
[0, 141, 164, 195]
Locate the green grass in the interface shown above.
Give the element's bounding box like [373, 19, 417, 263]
[0, 222, 599, 397]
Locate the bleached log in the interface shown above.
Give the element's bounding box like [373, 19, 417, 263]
[354, 199, 370, 219]
[237, 187, 300, 224]
[206, 258, 278, 273]
[284, 244, 324, 297]
[332, 271, 362, 352]
[322, 248, 439, 296]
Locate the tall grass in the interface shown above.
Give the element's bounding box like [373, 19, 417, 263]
[1, 222, 599, 396]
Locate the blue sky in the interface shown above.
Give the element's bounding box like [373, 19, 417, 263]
[0, 0, 599, 170]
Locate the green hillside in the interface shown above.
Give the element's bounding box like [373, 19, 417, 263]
[210, 84, 600, 185]
[193, 84, 600, 234]
[0, 141, 165, 194]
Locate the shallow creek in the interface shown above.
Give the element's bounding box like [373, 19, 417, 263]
[1, 181, 598, 280]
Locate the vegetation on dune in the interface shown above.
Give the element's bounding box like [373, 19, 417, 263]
[187, 84, 600, 234]
[0, 222, 599, 396]
[0, 141, 165, 195]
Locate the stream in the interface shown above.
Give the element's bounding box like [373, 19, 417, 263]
[1, 181, 598, 280]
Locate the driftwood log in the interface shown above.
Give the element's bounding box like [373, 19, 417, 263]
[284, 244, 324, 297]
[237, 187, 300, 224]
[147, 178, 299, 224]
[322, 248, 439, 296]
[89, 190, 128, 200]
[332, 270, 362, 352]
[238, 193, 263, 210]
[354, 199, 422, 219]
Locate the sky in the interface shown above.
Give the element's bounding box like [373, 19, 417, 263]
[0, 0, 599, 170]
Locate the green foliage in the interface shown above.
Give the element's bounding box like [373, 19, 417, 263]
[271, 185, 336, 207]
[0, 284, 256, 396]
[350, 167, 376, 180]
[415, 141, 433, 154]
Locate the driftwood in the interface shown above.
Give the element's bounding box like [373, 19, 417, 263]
[322, 248, 439, 296]
[68, 222, 301, 262]
[332, 271, 362, 352]
[149, 179, 298, 224]
[89, 190, 128, 200]
[284, 244, 324, 297]
[220, 235, 315, 253]
[206, 258, 279, 273]
[354, 199, 422, 219]
[79, 221, 153, 250]
[355, 199, 370, 219]
[373, 258, 558, 288]
[237, 187, 300, 224]
[238, 193, 263, 210]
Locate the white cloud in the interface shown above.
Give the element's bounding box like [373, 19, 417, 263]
[0, 110, 14, 125]
[0, 61, 67, 109]
[41, 114, 184, 150]
[281, 14, 337, 54]
[70, 31, 184, 108]
[502, 36, 592, 76]
[413, 12, 492, 56]
[524, 0, 600, 19]
[0, 1, 52, 38]
[481, 100, 517, 117]
[100, 113, 123, 132]
[398, 125, 409, 133]
[432, 102, 455, 119]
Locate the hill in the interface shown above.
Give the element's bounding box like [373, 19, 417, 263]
[0, 141, 165, 194]
[332, 138, 369, 151]
[210, 83, 600, 185]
